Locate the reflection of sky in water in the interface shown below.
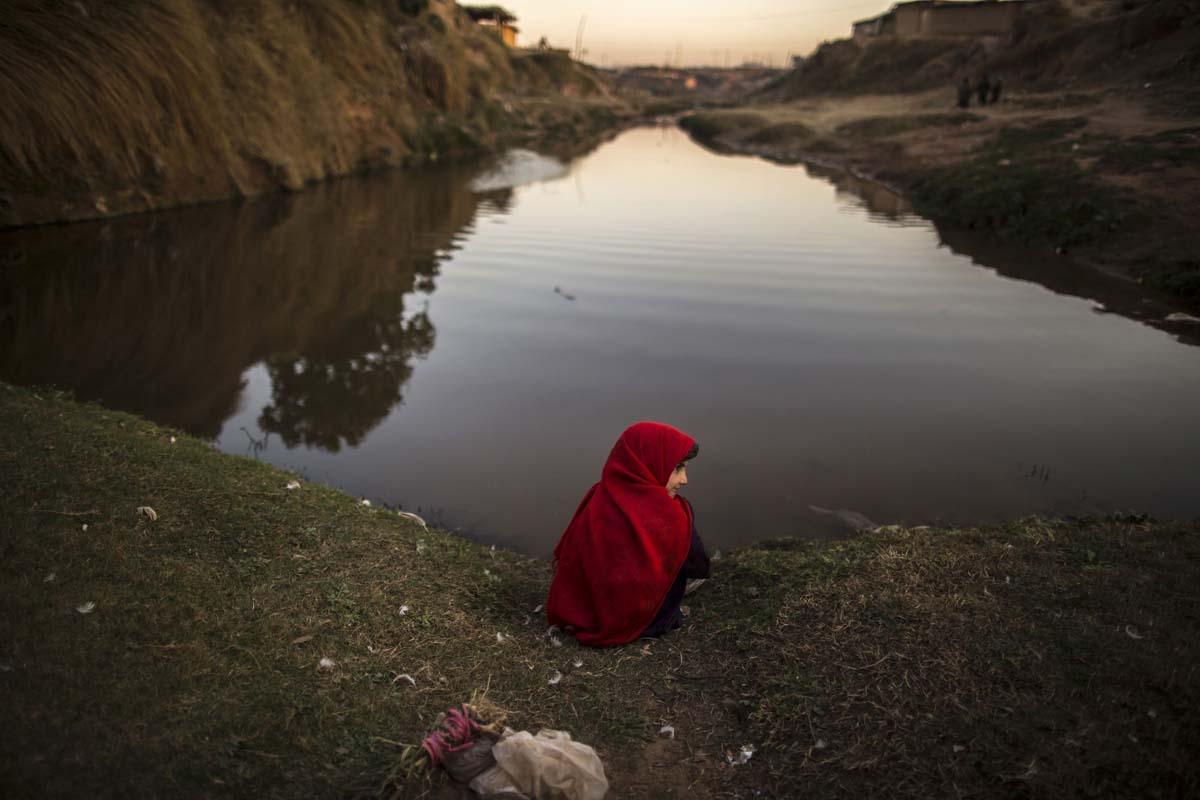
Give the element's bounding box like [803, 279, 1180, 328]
[3, 125, 1199, 555]
[210, 126, 1200, 554]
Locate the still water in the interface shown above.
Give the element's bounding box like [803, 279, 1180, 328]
[3, 126, 1199, 554]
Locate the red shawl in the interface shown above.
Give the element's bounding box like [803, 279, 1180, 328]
[547, 421, 695, 647]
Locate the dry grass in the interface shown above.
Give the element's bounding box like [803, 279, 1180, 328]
[0, 0, 629, 225]
[1, 382, 1198, 798]
[0, 1, 226, 181]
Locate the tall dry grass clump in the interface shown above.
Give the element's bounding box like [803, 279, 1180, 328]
[0, 0, 227, 183]
[0, 0, 621, 226]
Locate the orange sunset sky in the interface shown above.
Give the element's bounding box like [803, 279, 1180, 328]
[492, 0, 893, 67]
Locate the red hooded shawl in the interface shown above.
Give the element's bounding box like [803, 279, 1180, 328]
[547, 421, 695, 647]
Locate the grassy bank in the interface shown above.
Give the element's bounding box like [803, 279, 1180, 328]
[0, 0, 631, 228]
[2, 382, 1198, 797]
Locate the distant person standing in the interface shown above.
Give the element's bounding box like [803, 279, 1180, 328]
[990, 77, 1003, 105]
[977, 73, 992, 106]
[956, 77, 972, 109]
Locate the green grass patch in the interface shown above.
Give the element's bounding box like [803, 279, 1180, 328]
[744, 122, 816, 147]
[836, 112, 984, 139]
[678, 111, 770, 145]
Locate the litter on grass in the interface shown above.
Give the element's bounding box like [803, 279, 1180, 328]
[361, 499, 371, 506]
[1125, 625, 1144, 640]
[729, 745, 755, 765]
[76, 602, 95, 614]
[659, 725, 675, 739]
[285, 480, 301, 490]
[43, 572, 56, 583]
[395, 702, 608, 800]
[170, 436, 176, 444]
[572, 658, 583, 668]
[496, 632, 507, 643]
[81, 524, 87, 532]
[396, 510, 427, 528]
[318, 657, 337, 672]
[393, 673, 417, 686]
[136, 506, 157, 521]
[399, 605, 410, 615]
[548, 670, 563, 685]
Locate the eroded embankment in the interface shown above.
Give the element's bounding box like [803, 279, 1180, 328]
[1, 381, 1198, 798]
[0, 0, 631, 228]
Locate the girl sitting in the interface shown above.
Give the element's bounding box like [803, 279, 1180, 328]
[547, 421, 711, 646]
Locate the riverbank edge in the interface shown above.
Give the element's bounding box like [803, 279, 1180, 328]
[1, 381, 1197, 798]
[0, 107, 640, 232]
[676, 106, 1200, 307]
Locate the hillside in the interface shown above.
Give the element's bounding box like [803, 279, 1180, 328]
[759, 0, 1199, 109]
[0, 0, 630, 228]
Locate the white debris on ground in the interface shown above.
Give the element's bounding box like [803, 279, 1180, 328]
[76, 601, 95, 614]
[572, 658, 583, 668]
[318, 657, 337, 672]
[496, 632, 507, 643]
[136, 506, 157, 521]
[393, 673, 417, 686]
[399, 605, 410, 616]
[532, 604, 543, 613]
[1165, 312, 1200, 324]
[1125, 624, 1144, 640]
[815, 739, 828, 750]
[548, 670, 563, 685]
[81, 524, 87, 532]
[396, 510, 427, 528]
[285, 480, 301, 490]
[170, 436, 176, 444]
[43, 572, 56, 583]
[361, 499, 371, 506]
[547, 626, 563, 647]
[659, 725, 675, 740]
[727, 744, 755, 765]
[953, 744, 965, 753]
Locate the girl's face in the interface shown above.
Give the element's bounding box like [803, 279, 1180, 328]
[665, 462, 689, 498]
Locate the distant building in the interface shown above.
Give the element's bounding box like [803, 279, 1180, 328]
[852, 0, 1027, 40]
[791, 55, 806, 69]
[462, 4, 519, 47]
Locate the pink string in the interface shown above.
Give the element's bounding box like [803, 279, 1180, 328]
[421, 705, 481, 766]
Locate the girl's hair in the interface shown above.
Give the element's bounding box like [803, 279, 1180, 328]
[677, 442, 699, 469]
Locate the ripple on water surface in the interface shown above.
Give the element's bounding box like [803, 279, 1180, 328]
[1, 126, 1198, 554]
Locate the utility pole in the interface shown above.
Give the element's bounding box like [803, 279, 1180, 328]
[573, 15, 587, 61]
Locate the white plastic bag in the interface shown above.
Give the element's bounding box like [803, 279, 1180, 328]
[468, 728, 608, 800]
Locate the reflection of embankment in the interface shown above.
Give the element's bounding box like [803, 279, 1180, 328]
[804, 163, 1200, 347]
[804, 162, 913, 221]
[0, 164, 506, 443]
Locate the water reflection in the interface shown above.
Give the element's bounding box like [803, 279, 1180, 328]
[3, 127, 1199, 555]
[801, 162, 1200, 347]
[0, 164, 493, 443]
